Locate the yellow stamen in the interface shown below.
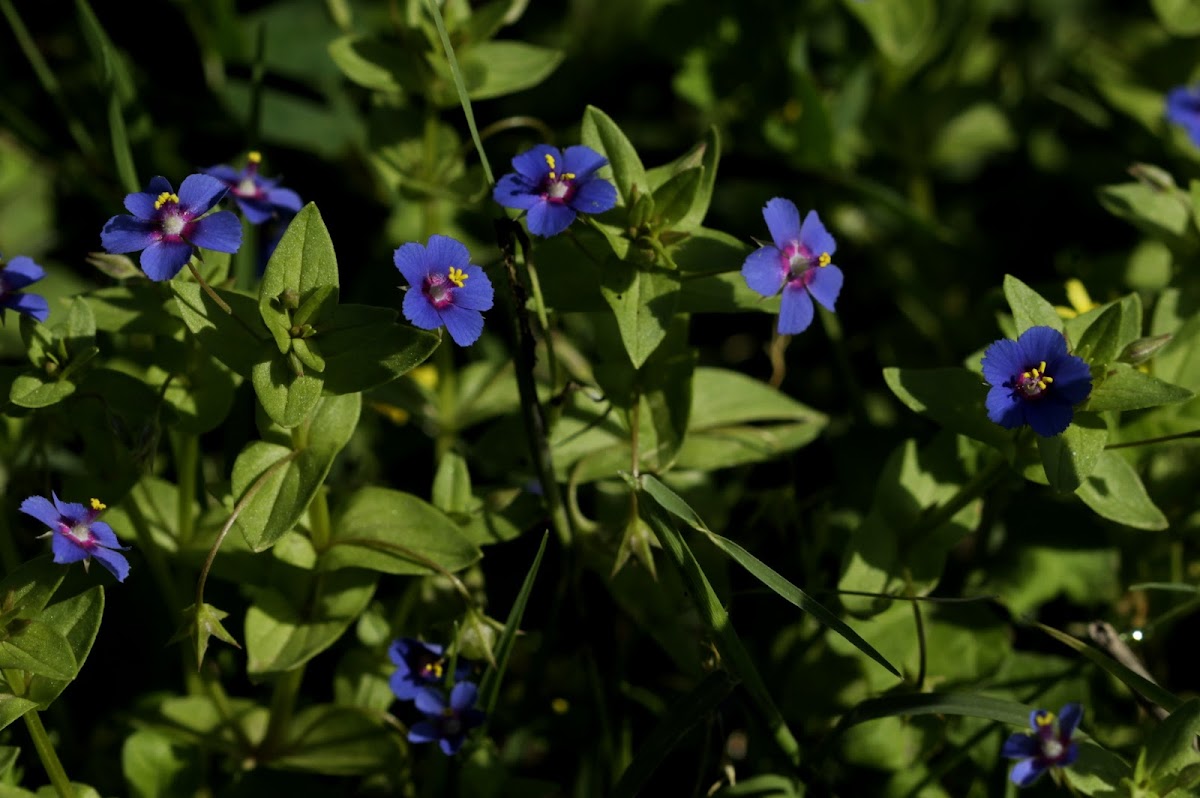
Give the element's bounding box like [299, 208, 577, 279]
[1035, 711, 1054, 727]
[154, 191, 179, 210]
[90, 498, 107, 511]
[562, 172, 576, 180]
[544, 153, 557, 181]
[448, 267, 468, 288]
[248, 150, 262, 164]
[818, 252, 831, 267]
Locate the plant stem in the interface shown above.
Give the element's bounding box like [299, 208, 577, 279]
[307, 485, 332, 552]
[911, 455, 1006, 538]
[1105, 429, 1200, 450]
[261, 665, 305, 758]
[235, 217, 259, 292]
[187, 261, 233, 314]
[434, 340, 457, 462]
[23, 710, 74, 798]
[175, 432, 198, 548]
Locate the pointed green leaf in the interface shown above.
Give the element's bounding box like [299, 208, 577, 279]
[479, 531, 548, 717]
[883, 367, 1013, 451]
[1073, 303, 1123, 368]
[0, 620, 76, 680]
[28, 586, 105, 709]
[1085, 365, 1194, 412]
[172, 282, 271, 379]
[1003, 275, 1063, 334]
[1037, 412, 1107, 493]
[270, 704, 403, 775]
[581, 105, 647, 206]
[1076, 451, 1169, 530]
[259, 204, 340, 326]
[651, 167, 702, 231]
[600, 261, 680, 368]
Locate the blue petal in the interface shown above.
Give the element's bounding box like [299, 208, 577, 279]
[203, 165, 241, 185]
[762, 198, 801, 251]
[1026, 400, 1074, 437]
[1058, 703, 1083, 738]
[54, 498, 90, 525]
[1016, 326, 1068, 366]
[389, 671, 418, 701]
[1047, 355, 1092, 406]
[124, 190, 160, 219]
[426, 235, 471, 271]
[1010, 758, 1047, 788]
[440, 304, 485, 347]
[101, 215, 158, 254]
[493, 173, 540, 210]
[146, 176, 174, 195]
[50, 534, 90, 565]
[265, 186, 303, 213]
[88, 520, 123, 549]
[806, 264, 843, 311]
[985, 385, 1025, 429]
[402, 287, 443, 331]
[511, 144, 559, 182]
[526, 200, 577, 237]
[140, 240, 195, 281]
[407, 721, 439, 744]
[741, 246, 785, 297]
[1059, 741, 1079, 767]
[449, 680, 479, 711]
[177, 173, 228, 216]
[799, 210, 837, 258]
[20, 495, 62, 530]
[7, 292, 50, 322]
[777, 283, 815, 335]
[413, 686, 447, 715]
[981, 338, 1024, 388]
[451, 265, 494, 312]
[561, 145, 608, 180]
[188, 211, 242, 254]
[438, 735, 464, 756]
[91, 547, 130, 582]
[1001, 733, 1039, 760]
[236, 197, 276, 225]
[394, 242, 432, 288]
[2, 256, 47, 288]
[569, 177, 618, 215]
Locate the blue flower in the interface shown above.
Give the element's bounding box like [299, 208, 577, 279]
[1001, 704, 1082, 787]
[1166, 85, 1200, 147]
[493, 144, 618, 237]
[204, 151, 303, 225]
[0, 253, 50, 323]
[394, 235, 493, 347]
[100, 174, 242, 281]
[408, 681, 486, 755]
[389, 638, 459, 701]
[741, 198, 843, 335]
[19, 494, 130, 582]
[982, 326, 1092, 437]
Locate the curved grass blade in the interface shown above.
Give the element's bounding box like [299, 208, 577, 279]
[479, 531, 548, 718]
[425, 0, 493, 184]
[639, 474, 899, 678]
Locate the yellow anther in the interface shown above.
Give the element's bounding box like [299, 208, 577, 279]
[248, 150, 262, 164]
[448, 267, 468, 288]
[1043, 375, 1053, 384]
[154, 191, 179, 210]
[818, 252, 831, 267]
[90, 498, 107, 511]
[562, 172, 576, 180]
[1037, 380, 1047, 390]
[1035, 711, 1054, 727]
[544, 153, 556, 170]
[1038, 361, 1047, 374]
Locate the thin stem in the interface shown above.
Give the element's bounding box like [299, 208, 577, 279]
[469, 115, 557, 152]
[234, 216, 259, 292]
[307, 485, 332, 552]
[261, 665, 305, 757]
[817, 306, 867, 426]
[425, 0, 493, 185]
[175, 433, 199, 548]
[910, 455, 1006, 539]
[911, 592, 927, 691]
[23, 711, 75, 798]
[1106, 429, 1200, 450]
[187, 261, 232, 314]
[330, 536, 477, 607]
[434, 341, 457, 462]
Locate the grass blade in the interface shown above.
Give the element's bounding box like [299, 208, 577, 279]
[479, 530, 548, 718]
[424, 0, 494, 184]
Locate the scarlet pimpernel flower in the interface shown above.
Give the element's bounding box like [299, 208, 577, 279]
[408, 681, 486, 756]
[1001, 703, 1082, 787]
[394, 235, 493, 347]
[388, 638, 464, 701]
[981, 326, 1092, 437]
[1166, 84, 1200, 146]
[493, 144, 618, 237]
[20, 494, 130, 582]
[0, 253, 50, 323]
[741, 198, 843, 335]
[204, 151, 303, 224]
[100, 174, 242, 281]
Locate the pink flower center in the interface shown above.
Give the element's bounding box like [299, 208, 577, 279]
[540, 153, 577, 204]
[60, 521, 95, 548]
[1015, 361, 1054, 400]
[424, 273, 454, 309]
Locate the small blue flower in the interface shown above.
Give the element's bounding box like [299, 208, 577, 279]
[389, 638, 460, 701]
[1001, 704, 1082, 787]
[1166, 85, 1200, 147]
[19, 494, 130, 582]
[741, 198, 843, 335]
[493, 144, 618, 237]
[100, 174, 242, 281]
[408, 681, 486, 756]
[394, 235, 493, 347]
[982, 326, 1092, 437]
[0, 253, 50, 323]
[204, 151, 303, 225]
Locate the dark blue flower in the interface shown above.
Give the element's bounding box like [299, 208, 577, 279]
[1166, 85, 1200, 147]
[982, 326, 1092, 437]
[389, 638, 457, 701]
[100, 174, 242, 281]
[493, 144, 618, 237]
[204, 151, 303, 225]
[0, 253, 50, 323]
[394, 235, 493, 347]
[741, 198, 843, 335]
[408, 681, 486, 755]
[1001, 703, 1082, 787]
[19, 494, 130, 582]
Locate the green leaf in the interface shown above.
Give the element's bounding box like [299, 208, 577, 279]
[841, 0, 936, 69]
[1003, 274, 1063, 334]
[1151, 0, 1200, 35]
[1076, 451, 1169, 530]
[259, 204, 340, 324]
[647, 127, 720, 230]
[641, 474, 899, 678]
[321, 486, 481, 575]
[651, 167, 702, 230]
[1144, 699, 1200, 792]
[252, 358, 324, 429]
[27, 586, 105, 709]
[172, 282, 270, 379]
[327, 35, 417, 94]
[1085, 365, 1194, 412]
[318, 304, 439, 394]
[234, 393, 362, 551]
[883, 367, 1013, 451]
[0, 695, 38, 733]
[87, 283, 180, 334]
[122, 729, 196, 798]
[478, 531, 548, 717]
[443, 41, 563, 102]
[8, 374, 74, 408]
[0, 620, 76, 681]
[1073, 303, 1124, 368]
[269, 704, 403, 775]
[632, 319, 694, 473]
[1099, 181, 1191, 241]
[581, 105, 648, 206]
[0, 557, 67, 623]
[600, 261, 680, 368]
[1037, 412, 1107, 493]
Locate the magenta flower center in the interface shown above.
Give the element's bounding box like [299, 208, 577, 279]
[783, 242, 832, 280]
[540, 153, 577, 204]
[1041, 738, 1064, 760]
[61, 521, 94, 547]
[1014, 360, 1054, 399]
[424, 273, 454, 309]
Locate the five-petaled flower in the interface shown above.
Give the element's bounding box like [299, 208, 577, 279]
[19, 493, 130, 582]
[1001, 703, 1082, 787]
[741, 198, 843, 335]
[394, 235, 493, 347]
[204, 151, 303, 224]
[100, 174, 242, 281]
[981, 326, 1092, 437]
[408, 681, 486, 756]
[493, 144, 618, 237]
[389, 638, 466, 701]
[0, 253, 50, 323]
[1166, 84, 1200, 147]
